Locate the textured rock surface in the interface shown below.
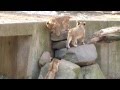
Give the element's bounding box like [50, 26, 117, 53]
[55, 44, 97, 66]
[52, 40, 66, 50]
[80, 63, 105, 79]
[39, 51, 52, 67]
[38, 59, 81, 79]
[51, 31, 68, 41]
[55, 48, 67, 59]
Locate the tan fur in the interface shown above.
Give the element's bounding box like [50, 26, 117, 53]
[44, 58, 60, 79]
[46, 16, 71, 36]
[66, 21, 86, 49]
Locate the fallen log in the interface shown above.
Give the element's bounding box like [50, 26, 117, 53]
[89, 34, 120, 43]
[94, 26, 120, 36]
[89, 26, 120, 43]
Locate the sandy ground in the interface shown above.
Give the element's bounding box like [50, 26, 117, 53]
[0, 11, 120, 24]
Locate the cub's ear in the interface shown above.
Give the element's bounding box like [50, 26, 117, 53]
[83, 22, 86, 26]
[77, 21, 81, 25]
[46, 21, 50, 25]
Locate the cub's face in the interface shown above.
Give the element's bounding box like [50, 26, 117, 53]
[46, 20, 55, 30]
[77, 21, 86, 27]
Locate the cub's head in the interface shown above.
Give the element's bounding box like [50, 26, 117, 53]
[46, 18, 56, 30]
[46, 21, 54, 30]
[76, 21, 86, 26]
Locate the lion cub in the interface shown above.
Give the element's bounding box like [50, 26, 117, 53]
[66, 21, 86, 49]
[46, 16, 71, 36]
[44, 58, 60, 79]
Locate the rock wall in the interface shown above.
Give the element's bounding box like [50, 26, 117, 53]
[50, 20, 120, 79]
[79, 21, 120, 79]
[0, 20, 120, 79]
[38, 20, 106, 79]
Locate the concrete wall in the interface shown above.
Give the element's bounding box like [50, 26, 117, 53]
[0, 36, 31, 78]
[0, 22, 52, 79]
[26, 22, 52, 79]
[0, 20, 120, 79]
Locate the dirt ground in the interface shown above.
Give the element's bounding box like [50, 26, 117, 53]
[0, 11, 120, 24]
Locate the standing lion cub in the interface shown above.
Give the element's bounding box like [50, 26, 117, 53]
[46, 16, 71, 36]
[66, 21, 86, 49]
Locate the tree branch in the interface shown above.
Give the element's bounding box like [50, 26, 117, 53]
[89, 26, 120, 43]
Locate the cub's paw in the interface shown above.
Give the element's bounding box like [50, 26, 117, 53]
[73, 44, 77, 47]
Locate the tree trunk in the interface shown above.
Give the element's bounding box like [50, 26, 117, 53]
[89, 26, 120, 43]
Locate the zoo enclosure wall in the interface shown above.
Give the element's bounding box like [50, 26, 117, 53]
[0, 20, 120, 79]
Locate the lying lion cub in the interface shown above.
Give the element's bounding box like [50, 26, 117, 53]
[44, 58, 60, 79]
[66, 21, 86, 49]
[46, 16, 71, 36]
